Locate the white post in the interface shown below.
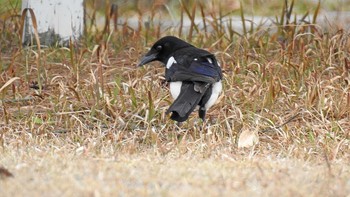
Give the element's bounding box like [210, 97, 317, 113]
[21, 0, 84, 46]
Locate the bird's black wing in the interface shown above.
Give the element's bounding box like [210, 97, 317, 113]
[166, 61, 219, 83]
[166, 46, 221, 82]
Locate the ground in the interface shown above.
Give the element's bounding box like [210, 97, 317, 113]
[2, 146, 350, 196]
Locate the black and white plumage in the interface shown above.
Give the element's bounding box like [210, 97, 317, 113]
[138, 36, 222, 122]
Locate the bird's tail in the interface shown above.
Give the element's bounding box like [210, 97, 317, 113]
[166, 82, 208, 122]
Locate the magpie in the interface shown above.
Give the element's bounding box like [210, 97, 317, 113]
[138, 36, 222, 122]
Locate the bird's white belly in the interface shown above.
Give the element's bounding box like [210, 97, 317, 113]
[169, 81, 182, 100]
[205, 80, 222, 109]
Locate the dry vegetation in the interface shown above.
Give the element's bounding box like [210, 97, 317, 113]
[1, 0, 350, 196]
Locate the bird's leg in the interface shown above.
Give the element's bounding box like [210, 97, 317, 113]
[198, 118, 207, 152]
[176, 121, 183, 127]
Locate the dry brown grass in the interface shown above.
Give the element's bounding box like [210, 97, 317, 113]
[1, 147, 350, 196]
[1, 0, 350, 196]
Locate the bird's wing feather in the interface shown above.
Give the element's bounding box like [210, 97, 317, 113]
[165, 56, 222, 84]
[166, 70, 217, 84]
[188, 60, 221, 78]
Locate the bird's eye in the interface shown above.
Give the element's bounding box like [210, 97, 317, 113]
[156, 45, 162, 51]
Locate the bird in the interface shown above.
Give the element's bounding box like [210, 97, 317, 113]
[138, 36, 222, 122]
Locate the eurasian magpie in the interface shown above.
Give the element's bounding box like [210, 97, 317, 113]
[138, 36, 222, 122]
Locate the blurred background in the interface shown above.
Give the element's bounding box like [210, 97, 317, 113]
[86, 0, 350, 32]
[2, 0, 350, 33]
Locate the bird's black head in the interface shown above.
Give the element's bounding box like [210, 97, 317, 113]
[138, 36, 192, 67]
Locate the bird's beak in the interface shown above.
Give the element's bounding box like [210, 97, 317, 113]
[137, 53, 157, 67]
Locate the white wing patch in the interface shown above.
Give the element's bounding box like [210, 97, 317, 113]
[166, 56, 177, 69]
[207, 57, 213, 64]
[205, 80, 222, 109]
[169, 81, 182, 100]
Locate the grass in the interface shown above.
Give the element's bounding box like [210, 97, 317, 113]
[1, 0, 350, 196]
[1, 149, 350, 196]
